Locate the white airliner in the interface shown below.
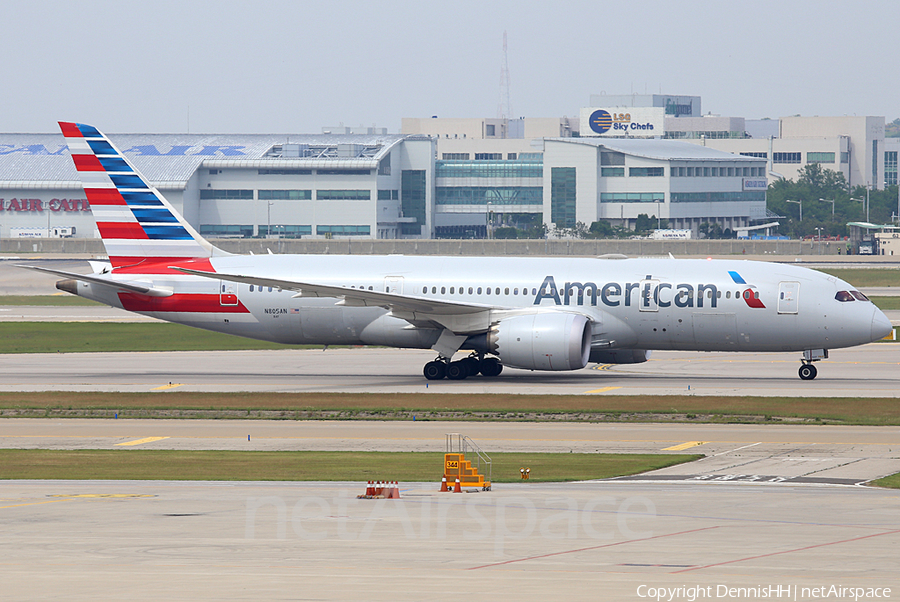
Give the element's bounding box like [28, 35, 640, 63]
[23, 122, 893, 381]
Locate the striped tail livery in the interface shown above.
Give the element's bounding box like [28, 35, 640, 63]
[58, 121, 225, 270]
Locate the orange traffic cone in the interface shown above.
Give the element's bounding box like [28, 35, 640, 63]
[366, 480, 374, 496]
[389, 482, 400, 499]
[453, 477, 462, 493]
[375, 481, 383, 496]
[440, 477, 448, 492]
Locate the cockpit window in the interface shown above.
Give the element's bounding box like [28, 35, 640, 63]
[835, 291, 855, 302]
[850, 290, 870, 302]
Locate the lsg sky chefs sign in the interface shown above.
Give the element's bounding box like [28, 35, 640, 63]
[580, 107, 665, 137]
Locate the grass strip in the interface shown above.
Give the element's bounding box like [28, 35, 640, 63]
[870, 473, 900, 489]
[872, 297, 900, 310]
[816, 268, 899, 288]
[0, 322, 295, 353]
[0, 449, 699, 482]
[1, 392, 899, 425]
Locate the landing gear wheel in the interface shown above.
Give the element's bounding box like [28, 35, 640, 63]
[480, 357, 503, 377]
[462, 357, 481, 376]
[446, 360, 470, 380]
[423, 361, 447, 380]
[798, 364, 817, 381]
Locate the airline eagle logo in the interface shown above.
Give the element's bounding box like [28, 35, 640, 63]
[728, 271, 766, 309]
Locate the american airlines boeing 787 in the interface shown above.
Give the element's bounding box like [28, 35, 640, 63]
[23, 122, 893, 381]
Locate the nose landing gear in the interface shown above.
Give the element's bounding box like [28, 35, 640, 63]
[423, 354, 503, 380]
[798, 349, 828, 380]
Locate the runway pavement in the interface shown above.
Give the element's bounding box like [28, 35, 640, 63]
[0, 344, 896, 396]
[0, 305, 160, 322]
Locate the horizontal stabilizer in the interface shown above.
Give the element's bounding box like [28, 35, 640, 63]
[17, 265, 174, 297]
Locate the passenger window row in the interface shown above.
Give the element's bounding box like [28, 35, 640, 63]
[421, 286, 538, 297]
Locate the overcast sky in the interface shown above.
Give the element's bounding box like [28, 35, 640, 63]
[3, 0, 898, 134]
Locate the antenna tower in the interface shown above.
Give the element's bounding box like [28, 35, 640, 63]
[498, 31, 511, 119]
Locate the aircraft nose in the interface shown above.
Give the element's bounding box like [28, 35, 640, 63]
[871, 308, 893, 341]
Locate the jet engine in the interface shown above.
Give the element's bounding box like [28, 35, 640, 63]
[588, 348, 650, 364]
[489, 312, 591, 371]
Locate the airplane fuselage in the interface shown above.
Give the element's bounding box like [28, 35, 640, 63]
[68, 255, 887, 354]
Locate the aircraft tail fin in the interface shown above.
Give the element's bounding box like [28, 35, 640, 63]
[59, 122, 228, 270]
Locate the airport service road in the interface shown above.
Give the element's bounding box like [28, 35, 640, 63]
[0, 344, 897, 397]
[0, 305, 160, 322]
[2, 420, 900, 486]
[1, 479, 898, 601]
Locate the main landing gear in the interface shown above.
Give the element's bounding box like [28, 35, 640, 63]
[798, 349, 828, 381]
[423, 354, 503, 381]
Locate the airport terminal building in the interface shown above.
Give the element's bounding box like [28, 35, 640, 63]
[1, 127, 765, 240]
[541, 137, 766, 232]
[0, 133, 434, 240]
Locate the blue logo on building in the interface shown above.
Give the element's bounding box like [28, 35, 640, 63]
[589, 110, 613, 135]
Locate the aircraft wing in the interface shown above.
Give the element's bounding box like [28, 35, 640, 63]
[17, 265, 174, 297]
[172, 267, 499, 333]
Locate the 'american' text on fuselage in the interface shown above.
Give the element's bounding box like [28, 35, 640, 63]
[534, 275, 723, 309]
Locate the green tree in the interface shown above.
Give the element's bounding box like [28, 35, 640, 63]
[493, 227, 518, 239]
[589, 220, 614, 237]
[634, 214, 654, 234]
[766, 165, 861, 238]
[886, 118, 900, 138]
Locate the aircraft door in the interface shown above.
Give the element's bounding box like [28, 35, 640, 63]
[639, 278, 659, 312]
[384, 276, 404, 295]
[777, 281, 800, 314]
[220, 281, 238, 306]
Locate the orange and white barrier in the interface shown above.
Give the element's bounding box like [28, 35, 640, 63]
[358, 480, 402, 499]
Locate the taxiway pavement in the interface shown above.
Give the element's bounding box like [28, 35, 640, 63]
[0, 344, 896, 396]
[2, 478, 898, 601]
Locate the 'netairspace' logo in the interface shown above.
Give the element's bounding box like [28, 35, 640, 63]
[589, 110, 612, 135]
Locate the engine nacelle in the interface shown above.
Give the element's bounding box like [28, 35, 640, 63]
[589, 348, 651, 364]
[489, 312, 591, 371]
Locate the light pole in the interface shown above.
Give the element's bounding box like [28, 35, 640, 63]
[786, 200, 801, 237]
[850, 197, 866, 222]
[267, 201, 274, 237]
[851, 183, 871, 222]
[486, 201, 493, 240]
[818, 198, 835, 217]
[815, 226, 823, 255]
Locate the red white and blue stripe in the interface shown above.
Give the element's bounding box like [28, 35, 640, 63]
[59, 122, 214, 270]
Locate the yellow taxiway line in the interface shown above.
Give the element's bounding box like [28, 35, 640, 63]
[663, 441, 709, 451]
[115, 436, 170, 447]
